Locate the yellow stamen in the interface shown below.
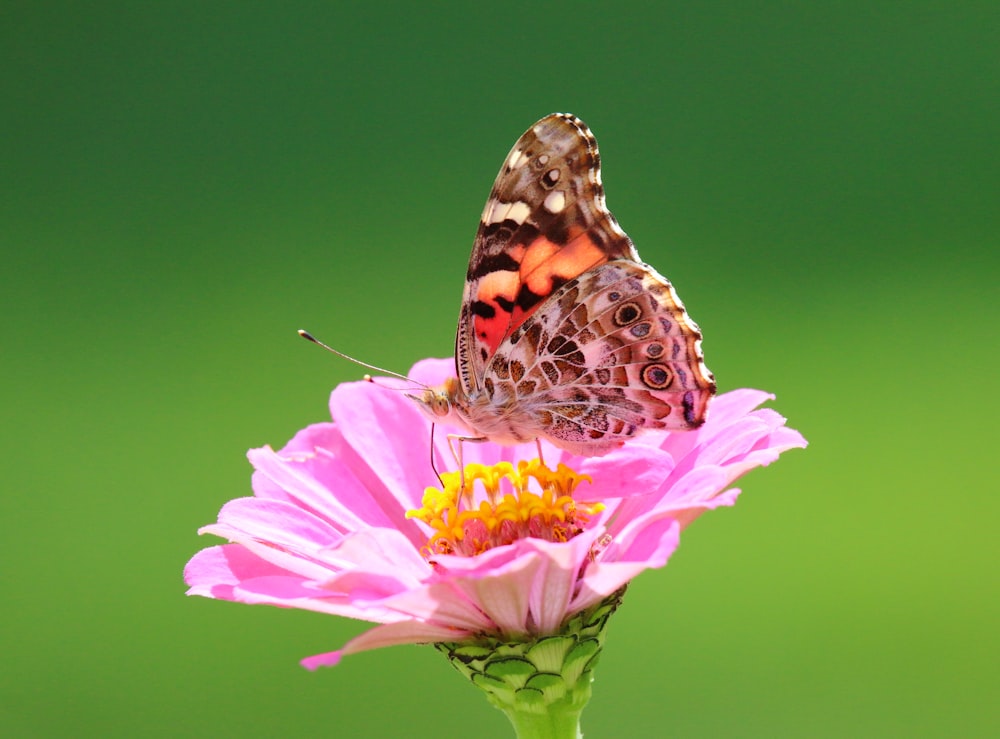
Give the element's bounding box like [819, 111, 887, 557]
[406, 458, 603, 557]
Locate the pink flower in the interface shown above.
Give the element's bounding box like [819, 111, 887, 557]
[184, 358, 806, 669]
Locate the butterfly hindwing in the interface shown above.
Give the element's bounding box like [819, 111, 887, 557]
[478, 260, 715, 454]
[457, 114, 638, 393]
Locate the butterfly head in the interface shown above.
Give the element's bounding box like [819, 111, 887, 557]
[409, 377, 466, 424]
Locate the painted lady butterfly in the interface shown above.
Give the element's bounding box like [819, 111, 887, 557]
[414, 113, 716, 456]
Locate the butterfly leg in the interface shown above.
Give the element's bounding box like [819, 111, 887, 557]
[535, 438, 545, 466]
[446, 433, 489, 494]
[429, 424, 444, 486]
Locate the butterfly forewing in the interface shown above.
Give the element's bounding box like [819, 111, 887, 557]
[457, 114, 638, 393]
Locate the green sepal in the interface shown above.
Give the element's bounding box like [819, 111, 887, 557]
[436, 588, 625, 739]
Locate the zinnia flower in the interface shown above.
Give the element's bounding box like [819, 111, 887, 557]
[185, 357, 805, 736]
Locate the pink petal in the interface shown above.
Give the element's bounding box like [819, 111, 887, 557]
[378, 582, 495, 632]
[301, 651, 344, 670]
[209, 497, 341, 550]
[199, 498, 344, 580]
[572, 515, 681, 613]
[185, 545, 400, 620]
[432, 531, 606, 635]
[184, 544, 296, 598]
[406, 357, 456, 387]
[249, 429, 395, 532]
[233, 575, 333, 602]
[463, 554, 541, 637]
[230, 576, 410, 622]
[526, 531, 605, 633]
[578, 445, 675, 498]
[328, 380, 440, 508]
[706, 389, 777, 426]
[316, 528, 429, 583]
[340, 619, 475, 653]
[301, 619, 475, 669]
[668, 488, 743, 528]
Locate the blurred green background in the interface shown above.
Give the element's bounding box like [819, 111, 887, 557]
[2, 2, 996, 737]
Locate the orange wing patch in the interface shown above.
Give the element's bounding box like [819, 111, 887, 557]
[473, 233, 611, 356]
[521, 231, 606, 298]
[472, 270, 520, 355]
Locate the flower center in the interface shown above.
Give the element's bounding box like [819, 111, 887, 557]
[406, 459, 603, 557]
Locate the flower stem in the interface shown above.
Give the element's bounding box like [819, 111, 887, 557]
[500, 703, 583, 739]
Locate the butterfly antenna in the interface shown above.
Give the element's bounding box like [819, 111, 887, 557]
[297, 329, 421, 385]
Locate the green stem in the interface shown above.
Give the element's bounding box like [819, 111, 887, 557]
[500, 703, 583, 739]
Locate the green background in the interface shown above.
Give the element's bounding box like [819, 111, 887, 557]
[3, 3, 996, 737]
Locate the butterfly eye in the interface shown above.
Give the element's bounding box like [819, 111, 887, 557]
[417, 388, 452, 418]
[432, 394, 451, 416]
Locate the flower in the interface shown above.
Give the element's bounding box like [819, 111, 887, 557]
[184, 358, 806, 670]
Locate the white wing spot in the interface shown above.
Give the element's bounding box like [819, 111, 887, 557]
[543, 190, 566, 214]
[481, 198, 499, 223]
[507, 148, 527, 169]
[506, 201, 531, 224]
[484, 199, 531, 225]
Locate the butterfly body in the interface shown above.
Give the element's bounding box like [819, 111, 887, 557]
[414, 114, 715, 456]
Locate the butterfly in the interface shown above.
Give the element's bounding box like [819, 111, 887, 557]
[413, 113, 716, 457]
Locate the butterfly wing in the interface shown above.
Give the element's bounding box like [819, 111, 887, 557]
[457, 113, 638, 394]
[476, 259, 716, 455]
